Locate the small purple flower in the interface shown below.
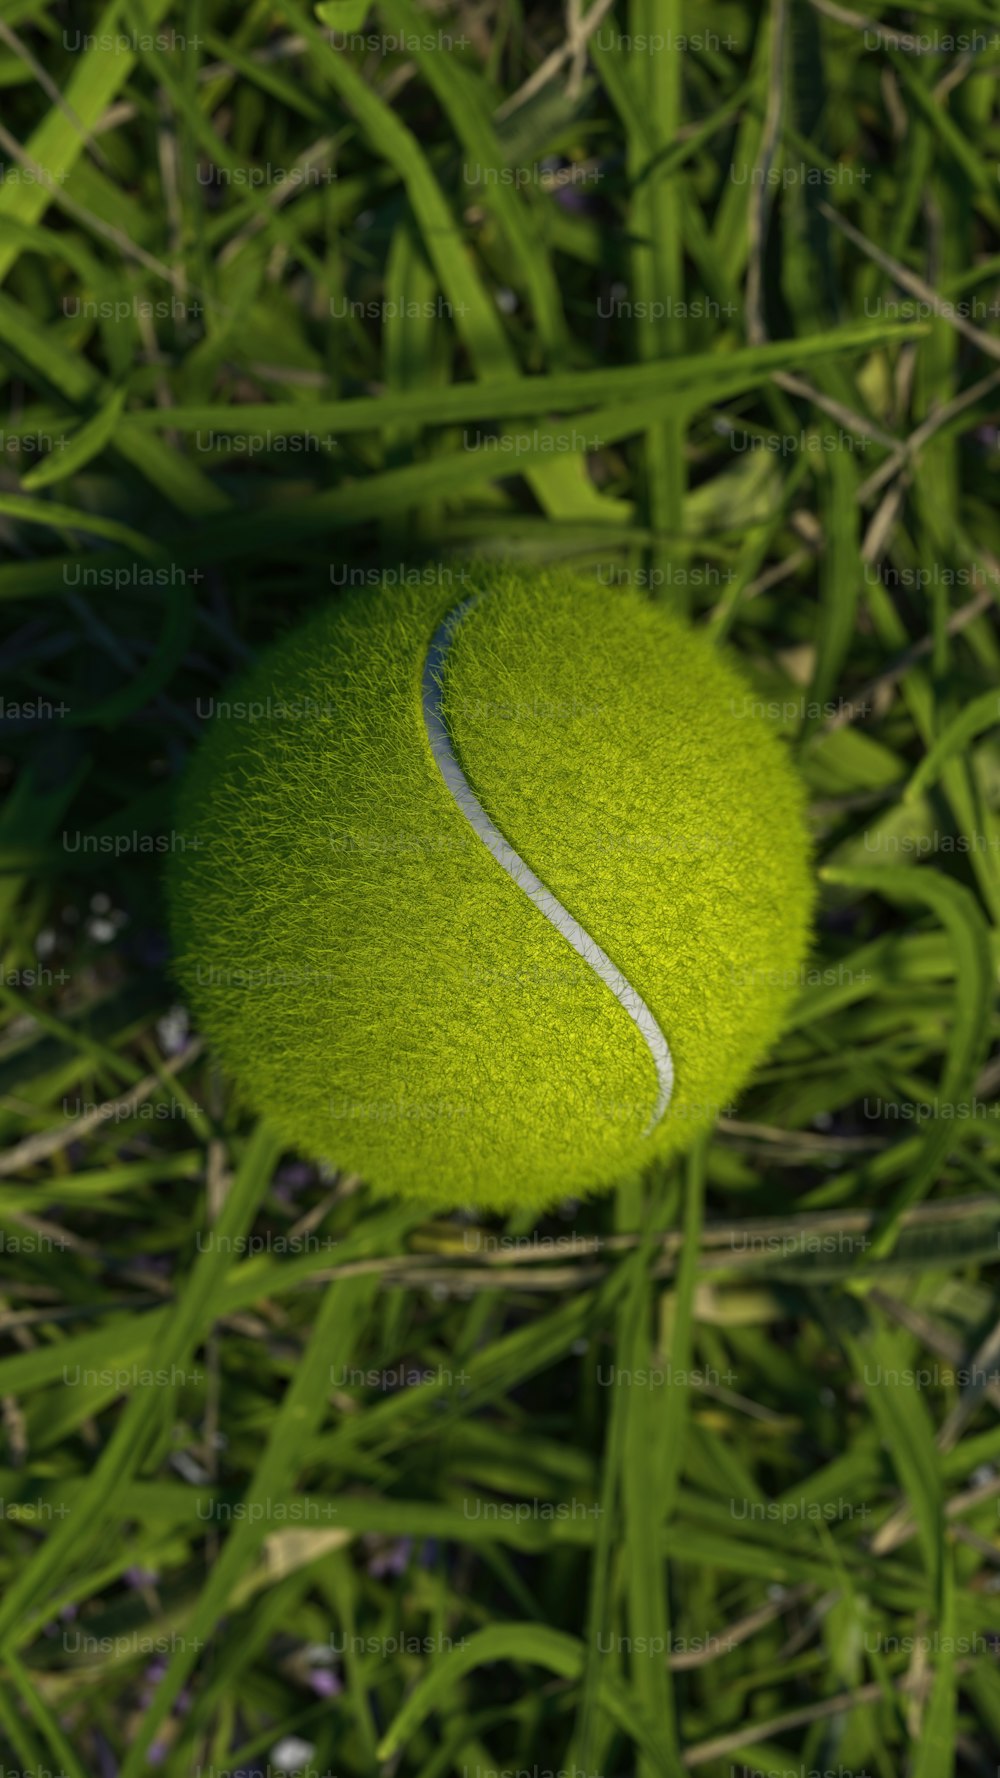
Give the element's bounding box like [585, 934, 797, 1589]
[277, 1161, 316, 1190]
[94, 1732, 119, 1778]
[309, 1668, 343, 1698]
[554, 184, 591, 213]
[139, 1653, 183, 1714]
[365, 1534, 412, 1577]
[273, 1160, 318, 1206]
[139, 1256, 173, 1278]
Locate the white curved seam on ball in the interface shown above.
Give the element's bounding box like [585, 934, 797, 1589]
[421, 595, 674, 1134]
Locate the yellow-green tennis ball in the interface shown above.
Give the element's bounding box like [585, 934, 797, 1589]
[168, 567, 814, 1212]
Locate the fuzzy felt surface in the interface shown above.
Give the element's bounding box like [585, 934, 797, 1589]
[168, 567, 814, 1210]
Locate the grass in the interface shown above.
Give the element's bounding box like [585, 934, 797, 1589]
[2, 0, 1000, 1773]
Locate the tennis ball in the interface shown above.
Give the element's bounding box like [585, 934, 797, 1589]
[168, 567, 813, 1211]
